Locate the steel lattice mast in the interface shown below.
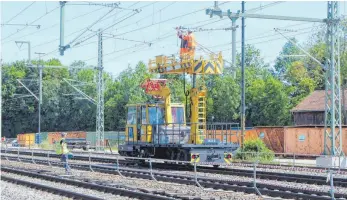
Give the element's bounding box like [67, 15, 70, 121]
[324, 1, 343, 156]
[96, 30, 105, 151]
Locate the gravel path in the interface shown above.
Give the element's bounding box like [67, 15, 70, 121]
[1, 160, 263, 200]
[1, 171, 136, 200]
[1, 180, 70, 200]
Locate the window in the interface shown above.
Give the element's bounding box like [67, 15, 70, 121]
[141, 106, 147, 124]
[127, 107, 136, 125]
[171, 107, 184, 124]
[148, 106, 164, 125]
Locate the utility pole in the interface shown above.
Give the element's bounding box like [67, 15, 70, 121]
[96, 30, 105, 151]
[343, 79, 346, 125]
[240, 1, 245, 150]
[207, 1, 239, 70]
[59, 1, 67, 56]
[230, 17, 238, 70]
[35, 52, 45, 136]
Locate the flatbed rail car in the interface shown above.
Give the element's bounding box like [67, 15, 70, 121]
[119, 103, 239, 164]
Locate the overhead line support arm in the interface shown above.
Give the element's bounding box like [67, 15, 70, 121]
[206, 9, 325, 23]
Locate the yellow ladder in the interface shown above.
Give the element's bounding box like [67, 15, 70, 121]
[198, 93, 206, 139]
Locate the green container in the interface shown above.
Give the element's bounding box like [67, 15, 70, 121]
[87, 131, 126, 148]
[87, 132, 97, 147]
[40, 132, 48, 141]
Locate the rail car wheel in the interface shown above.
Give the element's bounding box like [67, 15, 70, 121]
[176, 149, 188, 161]
[170, 150, 176, 161]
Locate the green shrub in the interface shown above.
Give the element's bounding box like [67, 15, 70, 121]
[235, 138, 274, 162]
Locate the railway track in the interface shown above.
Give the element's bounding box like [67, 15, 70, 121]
[151, 162, 347, 187]
[2, 155, 346, 200]
[1, 174, 104, 200]
[1, 166, 200, 200]
[2, 150, 347, 188]
[3, 148, 347, 173]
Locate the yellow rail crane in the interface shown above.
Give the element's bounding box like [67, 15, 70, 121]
[148, 53, 224, 144]
[119, 36, 239, 165]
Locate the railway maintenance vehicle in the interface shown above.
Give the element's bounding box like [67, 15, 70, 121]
[119, 30, 240, 165]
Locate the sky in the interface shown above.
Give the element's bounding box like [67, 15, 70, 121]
[1, 1, 347, 77]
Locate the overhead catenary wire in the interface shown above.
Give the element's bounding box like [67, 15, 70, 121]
[37, 2, 232, 61]
[6, 6, 106, 45]
[4, 1, 36, 24]
[116, 2, 176, 31]
[111, 1, 231, 38]
[2, 5, 60, 42]
[19, 2, 148, 56]
[205, 24, 323, 50]
[72, 11, 141, 48]
[65, 6, 118, 48]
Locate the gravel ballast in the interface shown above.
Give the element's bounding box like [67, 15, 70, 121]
[3, 154, 346, 195]
[3, 150, 347, 178]
[1, 160, 262, 200]
[1, 180, 71, 200]
[1, 171, 136, 200]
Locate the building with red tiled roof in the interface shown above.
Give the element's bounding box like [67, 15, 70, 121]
[291, 90, 347, 125]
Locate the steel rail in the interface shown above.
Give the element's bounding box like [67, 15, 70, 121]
[3, 148, 347, 172]
[150, 162, 347, 187]
[2, 150, 347, 187]
[0, 166, 180, 200]
[1, 175, 104, 200]
[2, 156, 346, 200]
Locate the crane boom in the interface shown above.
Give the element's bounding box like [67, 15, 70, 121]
[148, 52, 224, 145]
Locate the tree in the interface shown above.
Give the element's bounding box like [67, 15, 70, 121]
[285, 61, 316, 107]
[247, 74, 291, 126]
[273, 38, 301, 79]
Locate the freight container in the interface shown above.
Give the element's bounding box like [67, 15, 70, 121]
[48, 131, 86, 144]
[17, 133, 35, 147]
[40, 132, 48, 142]
[87, 131, 126, 147]
[251, 126, 347, 155]
[255, 127, 285, 153]
[284, 126, 347, 155]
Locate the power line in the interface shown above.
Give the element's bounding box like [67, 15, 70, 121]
[4, 2, 36, 24]
[18, 2, 147, 56]
[205, 24, 323, 50]
[217, 29, 314, 53]
[2, 5, 60, 42]
[33, 2, 218, 61]
[112, 1, 231, 38]
[116, 2, 176, 31]
[6, 6, 106, 45]
[72, 11, 140, 48]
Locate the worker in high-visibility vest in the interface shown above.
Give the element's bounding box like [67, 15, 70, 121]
[176, 27, 188, 59]
[56, 132, 71, 174]
[178, 29, 196, 59]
